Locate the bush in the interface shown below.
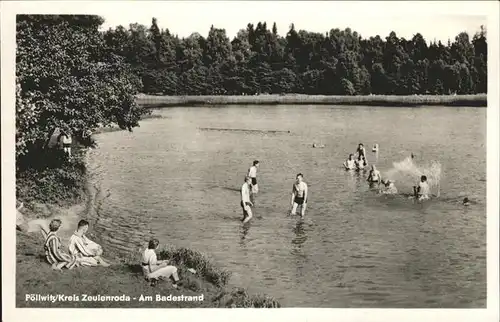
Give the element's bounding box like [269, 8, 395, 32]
[16, 148, 88, 208]
[159, 247, 231, 288]
[213, 288, 281, 308]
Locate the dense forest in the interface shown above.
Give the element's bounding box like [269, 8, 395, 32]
[103, 18, 488, 96]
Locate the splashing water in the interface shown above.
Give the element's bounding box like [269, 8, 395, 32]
[384, 157, 442, 197]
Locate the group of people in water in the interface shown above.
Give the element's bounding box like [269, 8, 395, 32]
[343, 143, 431, 200]
[240, 160, 309, 222]
[239, 143, 437, 225]
[41, 218, 181, 288]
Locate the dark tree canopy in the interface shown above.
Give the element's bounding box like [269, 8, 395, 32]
[102, 19, 487, 97]
[16, 15, 148, 161]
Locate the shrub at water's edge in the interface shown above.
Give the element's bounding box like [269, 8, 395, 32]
[16, 149, 88, 211]
[160, 247, 232, 288]
[136, 94, 487, 108]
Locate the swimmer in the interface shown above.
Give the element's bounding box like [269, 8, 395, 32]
[372, 144, 379, 153]
[463, 197, 470, 206]
[356, 143, 366, 159]
[380, 179, 398, 194]
[343, 154, 356, 170]
[313, 143, 325, 148]
[247, 160, 260, 195]
[367, 165, 382, 185]
[413, 175, 430, 201]
[290, 173, 308, 218]
[355, 155, 367, 170]
[240, 176, 254, 223]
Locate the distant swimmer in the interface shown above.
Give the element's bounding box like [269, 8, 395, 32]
[343, 154, 356, 170]
[463, 197, 470, 206]
[380, 179, 398, 194]
[247, 160, 260, 196]
[290, 173, 308, 218]
[413, 175, 430, 201]
[372, 144, 379, 153]
[356, 143, 366, 159]
[312, 143, 325, 148]
[355, 155, 367, 170]
[411, 153, 415, 159]
[240, 176, 254, 223]
[367, 165, 382, 185]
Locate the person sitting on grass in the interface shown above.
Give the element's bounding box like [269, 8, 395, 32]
[142, 238, 181, 288]
[44, 219, 79, 270]
[68, 220, 110, 267]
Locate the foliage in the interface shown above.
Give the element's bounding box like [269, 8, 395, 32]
[213, 288, 281, 308]
[16, 148, 88, 206]
[160, 246, 231, 288]
[103, 19, 487, 97]
[16, 15, 149, 161]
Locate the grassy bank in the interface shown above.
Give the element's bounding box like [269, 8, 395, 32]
[16, 148, 280, 308]
[136, 93, 487, 108]
[16, 231, 280, 308]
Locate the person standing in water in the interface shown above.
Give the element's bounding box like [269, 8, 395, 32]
[290, 173, 308, 218]
[367, 165, 382, 186]
[343, 154, 356, 170]
[413, 175, 430, 200]
[247, 160, 260, 203]
[355, 155, 367, 170]
[240, 176, 254, 223]
[356, 143, 366, 159]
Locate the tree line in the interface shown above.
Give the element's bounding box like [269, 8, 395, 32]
[104, 18, 487, 96]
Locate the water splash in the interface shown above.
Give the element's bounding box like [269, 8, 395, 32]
[384, 157, 442, 197]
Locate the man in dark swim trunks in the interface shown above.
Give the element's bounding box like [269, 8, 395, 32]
[248, 160, 259, 191]
[356, 143, 366, 159]
[290, 173, 308, 218]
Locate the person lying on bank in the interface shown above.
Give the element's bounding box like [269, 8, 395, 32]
[142, 238, 181, 288]
[68, 219, 110, 267]
[43, 219, 79, 270]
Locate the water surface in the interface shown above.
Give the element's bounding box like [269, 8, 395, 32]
[88, 105, 486, 307]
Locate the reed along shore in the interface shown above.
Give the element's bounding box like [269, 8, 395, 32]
[136, 94, 487, 108]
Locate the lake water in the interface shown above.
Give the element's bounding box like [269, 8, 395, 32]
[87, 105, 486, 308]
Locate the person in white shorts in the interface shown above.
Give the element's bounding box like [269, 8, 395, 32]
[247, 160, 260, 203]
[413, 175, 430, 201]
[59, 130, 72, 157]
[142, 238, 180, 288]
[241, 176, 254, 223]
[290, 173, 308, 218]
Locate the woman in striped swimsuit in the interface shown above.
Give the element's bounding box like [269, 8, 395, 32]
[44, 219, 78, 270]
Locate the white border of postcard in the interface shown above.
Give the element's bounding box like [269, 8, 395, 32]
[2, 1, 499, 322]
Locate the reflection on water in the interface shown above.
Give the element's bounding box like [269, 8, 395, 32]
[292, 220, 307, 247]
[89, 105, 486, 307]
[239, 223, 251, 247]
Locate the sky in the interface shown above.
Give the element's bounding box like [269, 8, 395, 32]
[98, 1, 487, 44]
